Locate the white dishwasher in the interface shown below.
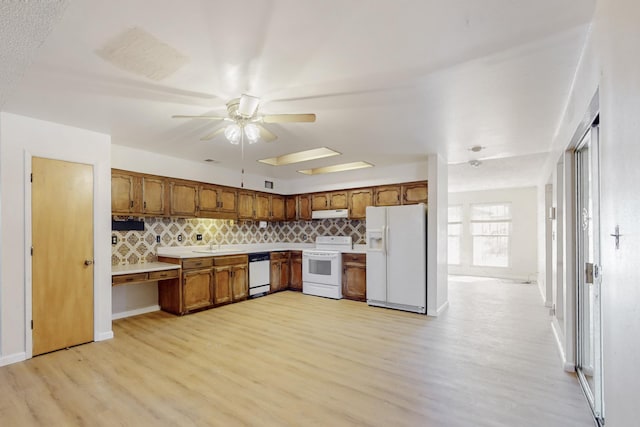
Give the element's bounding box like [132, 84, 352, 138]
[248, 252, 271, 297]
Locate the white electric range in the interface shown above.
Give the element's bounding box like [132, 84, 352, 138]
[302, 236, 352, 299]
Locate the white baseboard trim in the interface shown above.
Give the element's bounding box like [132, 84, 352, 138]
[95, 331, 114, 341]
[0, 352, 27, 367]
[112, 305, 160, 320]
[427, 300, 450, 317]
[551, 319, 575, 372]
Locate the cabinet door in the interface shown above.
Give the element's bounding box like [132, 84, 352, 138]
[182, 269, 214, 311]
[237, 191, 255, 219]
[311, 193, 329, 210]
[142, 176, 166, 215]
[231, 264, 248, 301]
[271, 195, 285, 221]
[349, 189, 373, 219]
[329, 191, 348, 209]
[299, 195, 312, 220]
[285, 196, 297, 221]
[290, 253, 302, 291]
[255, 193, 271, 220]
[218, 187, 237, 213]
[170, 181, 198, 217]
[402, 181, 428, 205]
[342, 254, 367, 301]
[198, 184, 219, 217]
[374, 185, 402, 206]
[270, 260, 282, 292]
[279, 259, 290, 289]
[213, 266, 233, 305]
[111, 171, 138, 214]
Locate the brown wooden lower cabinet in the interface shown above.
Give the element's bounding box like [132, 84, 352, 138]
[183, 268, 215, 311]
[213, 255, 248, 305]
[342, 253, 367, 301]
[289, 251, 302, 291]
[270, 251, 290, 292]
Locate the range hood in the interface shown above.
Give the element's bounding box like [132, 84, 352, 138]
[312, 209, 349, 219]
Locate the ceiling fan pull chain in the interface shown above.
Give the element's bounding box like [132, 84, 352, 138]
[240, 125, 245, 188]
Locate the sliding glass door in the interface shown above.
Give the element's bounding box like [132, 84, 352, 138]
[575, 122, 604, 423]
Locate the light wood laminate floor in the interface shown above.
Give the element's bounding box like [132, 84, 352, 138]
[0, 277, 593, 426]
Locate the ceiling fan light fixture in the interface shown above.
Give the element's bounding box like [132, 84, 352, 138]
[298, 161, 373, 175]
[244, 123, 260, 143]
[224, 123, 241, 144]
[237, 94, 260, 117]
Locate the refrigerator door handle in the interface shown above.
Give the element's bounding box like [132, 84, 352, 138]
[384, 225, 389, 254]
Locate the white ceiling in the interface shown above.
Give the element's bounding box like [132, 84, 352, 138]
[2, 0, 595, 190]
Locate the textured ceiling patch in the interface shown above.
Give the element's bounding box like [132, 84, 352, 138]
[96, 27, 189, 81]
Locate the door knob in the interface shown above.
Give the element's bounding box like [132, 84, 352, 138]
[84, 260, 94, 266]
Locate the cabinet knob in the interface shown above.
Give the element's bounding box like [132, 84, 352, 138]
[84, 260, 94, 266]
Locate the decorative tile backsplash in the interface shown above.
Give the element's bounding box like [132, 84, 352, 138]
[112, 218, 366, 266]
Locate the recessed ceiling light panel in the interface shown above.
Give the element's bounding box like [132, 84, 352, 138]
[298, 161, 373, 175]
[258, 147, 341, 166]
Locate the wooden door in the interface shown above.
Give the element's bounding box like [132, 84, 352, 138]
[374, 185, 402, 206]
[290, 252, 302, 291]
[111, 170, 138, 214]
[402, 181, 428, 205]
[32, 157, 94, 356]
[311, 193, 329, 211]
[218, 187, 237, 213]
[271, 195, 285, 221]
[255, 193, 271, 220]
[237, 191, 255, 219]
[182, 269, 213, 311]
[285, 196, 297, 220]
[299, 195, 312, 220]
[198, 184, 219, 217]
[213, 267, 233, 304]
[170, 181, 198, 217]
[329, 191, 348, 209]
[142, 176, 166, 215]
[231, 264, 248, 301]
[349, 189, 373, 219]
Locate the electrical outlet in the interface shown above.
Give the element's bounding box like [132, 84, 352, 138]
[196, 234, 203, 241]
[263, 233, 268, 241]
[177, 235, 183, 242]
[111, 235, 117, 245]
[301, 234, 307, 241]
[156, 235, 161, 243]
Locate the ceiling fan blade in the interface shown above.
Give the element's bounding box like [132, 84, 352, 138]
[172, 115, 227, 120]
[257, 125, 278, 142]
[200, 127, 226, 141]
[262, 113, 316, 123]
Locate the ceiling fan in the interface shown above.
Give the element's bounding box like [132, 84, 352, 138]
[172, 94, 316, 144]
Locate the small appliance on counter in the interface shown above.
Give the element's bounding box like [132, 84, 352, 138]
[248, 252, 270, 297]
[366, 204, 427, 314]
[302, 236, 352, 299]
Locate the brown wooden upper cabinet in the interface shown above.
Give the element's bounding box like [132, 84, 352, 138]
[285, 196, 297, 221]
[348, 188, 373, 219]
[141, 176, 167, 216]
[298, 194, 312, 220]
[270, 195, 286, 221]
[111, 170, 139, 214]
[237, 191, 255, 220]
[311, 191, 348, 211]
[374, 185, 402, 206]
[402, 181, 428, 205]
[198, 184, 237, 219]
[254, 193, 271, 221]
[169, 180, 198, 217]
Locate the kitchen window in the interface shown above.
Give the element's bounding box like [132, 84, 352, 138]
[448, 205, 462, 265]
[470, 203, 511, 267]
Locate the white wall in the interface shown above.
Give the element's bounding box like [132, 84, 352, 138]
[449, 187, 538, 281]
[0, 113, 112, 366]
[427, 154, 448, 316]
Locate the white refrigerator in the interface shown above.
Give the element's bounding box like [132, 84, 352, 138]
[366, 203, 427, 314]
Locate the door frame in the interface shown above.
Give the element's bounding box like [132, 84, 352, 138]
[24, 151, 109, 359]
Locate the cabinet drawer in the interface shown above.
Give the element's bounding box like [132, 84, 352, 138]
[149, 269, 179, 280]
[270, 251, 289, 261]
[213, 254, 248, 266]
[113, 273, 148, 285]
[290, 250, 302, 260]
[342, 253, 366, 264]
[182, 258, 214, 270]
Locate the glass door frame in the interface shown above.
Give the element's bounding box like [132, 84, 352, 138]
[574, 119, 604, 424]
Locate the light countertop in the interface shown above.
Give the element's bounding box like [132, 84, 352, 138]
[112, 262, 181, 276]
[155, 243, 366, 259]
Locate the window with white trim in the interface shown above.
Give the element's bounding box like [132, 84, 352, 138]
[448, 205, 462, 265]
[470, 203, 511, 267]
